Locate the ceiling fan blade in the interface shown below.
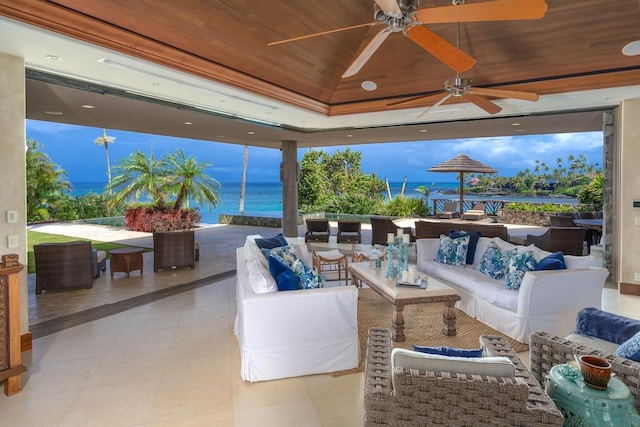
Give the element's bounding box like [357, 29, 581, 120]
[468, 87, 539, 101]
[404, 25, 476, 73]
[417, 93, 453, 118]
[374, 0, 403, 19]
[465, 93, 503, 114]
[388, 92, 448, 107]
[268, 22, 377, 46]
[342, 28, 391, 78]
[416, 0, 547, 24]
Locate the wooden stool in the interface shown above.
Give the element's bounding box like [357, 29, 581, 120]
[313, 249, 348, 284]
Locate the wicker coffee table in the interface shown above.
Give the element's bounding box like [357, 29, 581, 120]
[349, 262, 461, 341]
[110, 247, 144, 278]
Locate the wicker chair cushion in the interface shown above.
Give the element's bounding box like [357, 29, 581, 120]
[616, 331, 640, 361]
[435, 234, 469, 267]
[391, 348, 515, 378]
[505, 251, 537, 290]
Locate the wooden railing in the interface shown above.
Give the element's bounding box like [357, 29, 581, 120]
[432, 199, 505, 215]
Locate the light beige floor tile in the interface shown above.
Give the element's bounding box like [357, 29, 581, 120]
[131, 294, 189, 315]
[86, 350, 170, 388]
[20, 355, 102, 396]
[108, 326, 177, 355]
[312, 393, 363, 427]
[303, 373, 364, 400]
[124, 310, 183, 331]
[0, 390, 79, 427]
[233, 400, 322, 427]
[58, 382, 158, 427]
[231, 376, 310, 410]
[142, 411, 234, 427]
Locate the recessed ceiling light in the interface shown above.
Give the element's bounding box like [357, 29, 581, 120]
[515, 129, 527, 132]
[45, 55, 62, 61]
[361, 81, 377, 91]
[511, 122, 520, 126]
[419, 129, 427, 133]
[346, 134, 353, 138]
[216, 135, 226, 138]
[247, 131, 255, 135]
[622, 40, 640, 56]
[44, 111, 63, 115]
[81, 105, 95, 109]
[184, 121, 192, 125]
[151, 82, 159, 87]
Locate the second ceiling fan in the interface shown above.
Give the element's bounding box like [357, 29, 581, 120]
[268, 0, 548, 77]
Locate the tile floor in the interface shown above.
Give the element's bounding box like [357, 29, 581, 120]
[5, 222, 636, 426]
[2, 277, 639, 426]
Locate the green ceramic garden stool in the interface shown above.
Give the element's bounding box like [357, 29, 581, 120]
[545, 364, 640, 427]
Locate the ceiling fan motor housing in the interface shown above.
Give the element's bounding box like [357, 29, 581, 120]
[374, 0, 419, 24]
[445, 77, 472, 96]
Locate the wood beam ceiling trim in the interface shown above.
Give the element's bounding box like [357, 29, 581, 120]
[0, 0, 329, 115]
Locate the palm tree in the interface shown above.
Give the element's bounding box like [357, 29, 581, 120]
[94, 129, 116, 190]
[108, 150, 167, 206]
[164, 149, 221, 210]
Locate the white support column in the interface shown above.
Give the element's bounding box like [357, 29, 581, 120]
[281, 140, 298, 237]
[0, 53, 28, 336]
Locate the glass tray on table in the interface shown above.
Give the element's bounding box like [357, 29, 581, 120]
[396, 277, 427, 289]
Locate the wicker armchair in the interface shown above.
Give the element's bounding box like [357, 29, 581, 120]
[364, 328, 563, 426]
[530, 330, 640, 412]
[153, 230, 195, 272]
[369, 216, 414, 245]
[524, 227, 586, 256]
[34, 241, 106, 294]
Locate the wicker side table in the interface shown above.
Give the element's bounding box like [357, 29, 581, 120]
[110, 248, 144, 278]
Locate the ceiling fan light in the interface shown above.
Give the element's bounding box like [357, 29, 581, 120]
[622, 40, 640, 56]
[361, 81, 378, 91]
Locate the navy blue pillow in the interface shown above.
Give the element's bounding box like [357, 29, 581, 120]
[535, 251, 567, 271]
[449, 230, 481, 265]
[576, 307, 640, 345]
[267, 255, 300, 291]
[255, 233, 288, 250]
[413, 345, 483, 358]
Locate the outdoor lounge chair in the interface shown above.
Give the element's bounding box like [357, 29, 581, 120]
[364, 328, 563, 426]
[370, 216, 414, 245]
[461, 203, 487, 221]
[304, 219, 331, 242]
[435, 201, 459, 219]
[153, 230, 196, 272]
[336, 219, 361, 243]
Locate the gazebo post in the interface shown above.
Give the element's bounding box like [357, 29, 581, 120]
[459, 172, 464, 217]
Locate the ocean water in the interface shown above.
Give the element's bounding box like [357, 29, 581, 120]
[70, 181, 575, 224]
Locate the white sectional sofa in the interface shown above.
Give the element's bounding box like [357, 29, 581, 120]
[234, 237, 360, 382]
[416, 237, 609, 343]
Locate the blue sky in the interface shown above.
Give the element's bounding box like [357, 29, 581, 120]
[26, 120, 604, 184]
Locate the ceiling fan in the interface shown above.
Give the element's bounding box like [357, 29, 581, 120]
[388, 21, 540, 116]
[388, 76, 540, 116]
[268, 0, 548, 78]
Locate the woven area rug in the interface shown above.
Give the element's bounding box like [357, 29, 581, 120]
[331, 287, 528, 376]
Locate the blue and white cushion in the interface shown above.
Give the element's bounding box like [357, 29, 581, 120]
[476, 241, 517, 280]
[615, 331, 640, 361]
[435, 234, 470, 267]
[505, 251, 538, 290]
[262, 245, 322, 289]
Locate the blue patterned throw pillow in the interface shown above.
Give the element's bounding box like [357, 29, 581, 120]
[476, 241, 517, 280]
[267, 255, 300, 291]
[435, 234, 470, 267]
[449, 230, 481, 265]
[505, 251, 538, 290]
[262, 245, 322, 289]
[615, 331, 640, 361]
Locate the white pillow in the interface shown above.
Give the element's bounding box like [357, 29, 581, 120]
[564, 255, 595, 269]
[492, 237, 518, 253]
[246, 257, 277, 293]
[293, 243, 312, 268]
[522, 244, 552, 262]
[391, 348, 515, 378]
[243, 234, 267, 265]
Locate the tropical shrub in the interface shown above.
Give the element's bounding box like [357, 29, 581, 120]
[379, 196, 430, 217]
[322, 193, 383, 215]
[51, 192, 126, 221]
[578, 173, 603, 210]
[503, 202, 576, 213]
[124, 206, 201, 232]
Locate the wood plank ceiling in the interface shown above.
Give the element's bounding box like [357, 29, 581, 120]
[3, 0, 640, 117]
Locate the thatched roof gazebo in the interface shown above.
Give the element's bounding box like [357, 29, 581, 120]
[428, 154, 498, 217]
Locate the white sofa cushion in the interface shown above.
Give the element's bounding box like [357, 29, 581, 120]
[246, 257, 278, 294]
[391, 348, 515, 377]
[565, 333, 620, 354]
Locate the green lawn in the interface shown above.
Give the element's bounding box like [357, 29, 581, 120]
[27, 230, 152, 274]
